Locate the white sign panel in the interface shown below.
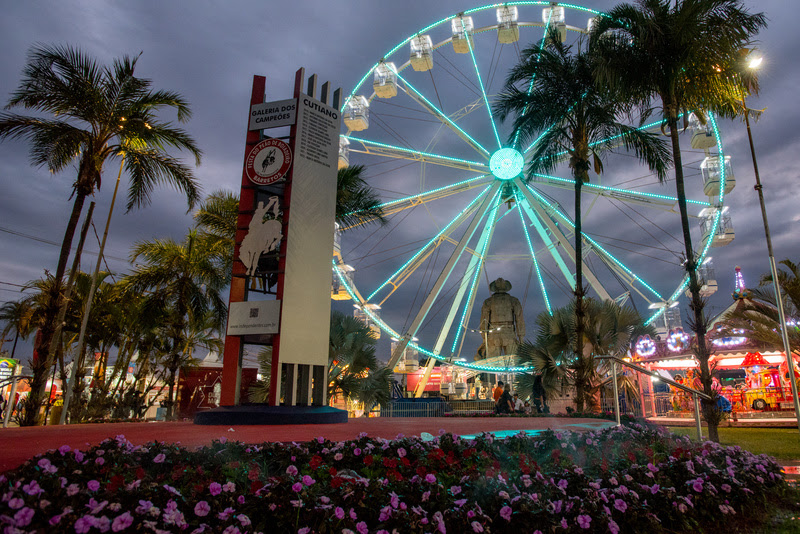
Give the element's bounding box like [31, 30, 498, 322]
[277, 93, 340, 366]
[227, 300, 281, 336]
[249, 99, 297, 130]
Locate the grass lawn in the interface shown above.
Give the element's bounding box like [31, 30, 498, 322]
[668, 426, 800, 462]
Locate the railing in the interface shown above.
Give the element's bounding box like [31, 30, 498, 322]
[379, 401, 450, 418]
[595, 355, 711, 440]
[449, 400, 495, 415]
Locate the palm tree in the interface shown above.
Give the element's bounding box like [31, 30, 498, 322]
[723, 259, 800, 355]
[121, 230, 226, 418]
[194, 165, 387, 258]
[494, 31, 669, 388]
[0, 44, 202, 423]
[0, 299, 34, 360]
[518, 298, 653, 412]
[334, 164, 387, 230]
[328, 311, 391, 412]
[591, 0, 766, 442]
[194, 190, 240, 280]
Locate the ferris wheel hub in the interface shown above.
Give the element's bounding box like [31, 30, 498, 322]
[489, 148, 524, 180]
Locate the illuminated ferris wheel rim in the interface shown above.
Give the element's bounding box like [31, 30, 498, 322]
[334, 2, 730, 374]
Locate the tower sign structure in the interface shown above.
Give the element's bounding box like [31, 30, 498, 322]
[197, 69, 346, 424]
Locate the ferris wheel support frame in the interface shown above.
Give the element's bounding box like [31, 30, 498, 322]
[387, 182, 502, 370]
[514, 177, 613, 301]
[413, 199, 502, 397]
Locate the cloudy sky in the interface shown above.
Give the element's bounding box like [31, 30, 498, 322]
[0, 1, 797, 363]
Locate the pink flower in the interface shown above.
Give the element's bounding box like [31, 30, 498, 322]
[354, 448, 361, 456]
[471, 521, 484, 532]
[23, 480, 42, 495]
[500, 505, 512, 521]
[14, 507, 34, 527]
[194, 501, 210, 517]
[298, 528, 311, 534]
[87, 480, 100, 492]
[425, 474, 436, 484]
[74, 516, 93, 533]
[450, 485, 462, 496]
[692, 479, 704, 493]
[335, 507, 345, 520]
[74, 451, 84, 462]
[608, 519, 620, 534]
[112, 511, 134, 531]
[613, 498, 627, 513]
[95, 457, 105, 465]
[153, 454, 166, 464]
[577, 514, 591, 529]
[292, 482, 303, 492]
[398, 448, 407, 458]
[286, 465, 298, 476]
[357, 521, 368, 534]
[302, 475, 315, 486]
[209, 482, 222, 496]
[223, 482, 236, 492]
[721, 484, 732, 493]
[8, 498, 24, 509]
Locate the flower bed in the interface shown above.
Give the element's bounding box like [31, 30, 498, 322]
[0, 425, 792, 533]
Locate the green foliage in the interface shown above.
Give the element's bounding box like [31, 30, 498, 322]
[516, 298, 653, 412]
[0, 43, 202, 424]
[328, 311, 391, 410]
[1, 425, 793, 532]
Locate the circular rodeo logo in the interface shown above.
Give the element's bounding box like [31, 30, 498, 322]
[245, 138, 292, 185]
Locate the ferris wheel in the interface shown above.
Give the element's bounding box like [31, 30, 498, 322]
[332, 2, 735, 375]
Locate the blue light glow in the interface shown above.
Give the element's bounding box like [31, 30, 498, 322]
[490, 148, 525, 180]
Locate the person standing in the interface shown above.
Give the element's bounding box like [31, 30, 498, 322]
[493, 381, 504, 403]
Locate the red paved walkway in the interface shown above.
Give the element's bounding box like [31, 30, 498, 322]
[0, 417, 613, 473]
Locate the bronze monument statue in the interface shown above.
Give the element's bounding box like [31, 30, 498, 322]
[475, 277, 525, 360]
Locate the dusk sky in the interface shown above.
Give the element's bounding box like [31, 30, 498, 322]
[1, 1, 797, 364]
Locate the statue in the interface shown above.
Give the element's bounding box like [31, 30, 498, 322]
[239, 196, 282, 277]
[475, 278, 525, 360]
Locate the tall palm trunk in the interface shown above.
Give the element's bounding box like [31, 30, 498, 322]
[667, 113, 717, 442]
[25, 192, 87, 425]
[10, 331, 19, 360]
[574, 165, 587, 412]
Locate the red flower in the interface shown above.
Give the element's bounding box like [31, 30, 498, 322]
[106, 474, 124, 493]
[363, 455, 374, 466]
[329, 467, 337, 476]
[309, 455, 323, 469]
[383, 458, 398, 469]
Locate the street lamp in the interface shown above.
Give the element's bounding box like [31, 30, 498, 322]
[739, 49, 800, 434]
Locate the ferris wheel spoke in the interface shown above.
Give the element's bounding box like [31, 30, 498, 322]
[518, 180, 665, 302]
[520, 190, 575, 296]
[345, 135, 488, 174]
[367, 186, 491, 303]
[387, 182, 503, 370]
[380, 175, 493, 216]
[531, 172, 711, 211]
[514, 189, 553, 315]
[339, 174, 493, 231]
[448, 198, 502, 356]
[512, 8, 556, 150]
[515, 179, 612, 300]
[461, 20, 503, 150]
[393, 71, 490, 159]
